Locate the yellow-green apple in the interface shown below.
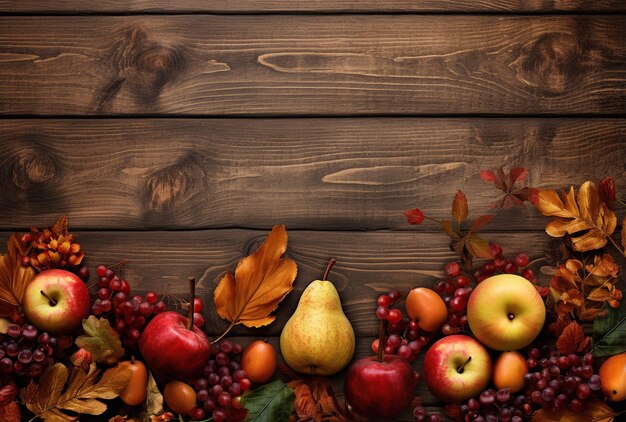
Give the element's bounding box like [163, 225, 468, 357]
[139, 277, 210, 380]
[344, 354, 417, 419]
[22, 269, 90, 334]
[423, 334, 492, 403]
[467, 274, 545, 351]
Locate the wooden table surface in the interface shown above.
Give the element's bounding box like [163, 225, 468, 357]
[0, 1, 625, 420]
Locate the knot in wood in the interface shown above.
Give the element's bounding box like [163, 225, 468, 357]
[145, 156, 204, 211]
[512, 32, 586, 94]
[12, 146, 56, 190]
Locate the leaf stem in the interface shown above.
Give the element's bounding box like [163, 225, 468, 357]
[212, 319, 237, 345]
[606, 234, 625, 257]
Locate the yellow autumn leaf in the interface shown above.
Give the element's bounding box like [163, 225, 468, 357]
[536, 182, 617, 252]
[214, 225, 297, 329]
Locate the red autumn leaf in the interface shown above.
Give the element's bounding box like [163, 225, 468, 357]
[479, 170, 497, 183]
[598, 176, 615, 211]
[0, 402, 19, 422]
[509, 167, 528, 185]
[452, 190, 469, 222]
[556, 322, 586, 355]
[404, 208, 424, 225]
[470, 215, 494, 233]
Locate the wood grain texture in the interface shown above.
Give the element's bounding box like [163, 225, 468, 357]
[0, 229, 556, 337]
[0, 16, 624, 115]
[0, 118, 623, 231]
[1, 0, 624, 13]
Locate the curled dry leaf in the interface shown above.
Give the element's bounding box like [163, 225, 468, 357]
[288, 378, 350, 422]
[0, 234, 36, 318]
[549, 256, 621, 321]
[214, 225, 297, 330]
[20, 363, 132, 421]
[536, 182, 617, 252]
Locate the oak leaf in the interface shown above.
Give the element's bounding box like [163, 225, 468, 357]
[20, 363, 131, 421]
[536, 182, 617, 252]
[75, 316, 124, 365]
[0, 234, 36, 318]
[288, 378, 350, 422]
[214, 225, 297, 328]
[532, 398, 614, 422]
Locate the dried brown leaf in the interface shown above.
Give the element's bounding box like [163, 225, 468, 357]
[214, 225, 297, 328]
[536, 182, 617, 252]
[466, 234, 493, 259]
[452, 190, 468, 223]
[288, 378, 350, 422]
[556, 321, 588, 355]
[0, 234, 36, 317]
[21, 363, 131, 421]
[532, 398, 614, 421]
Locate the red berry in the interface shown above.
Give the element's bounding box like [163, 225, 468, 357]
[120, 280, 131, 294]
[371, 339, 379, 354]
[445, 262, 461, 278]
[193, 297, 204, 312]
[521, 268, 534, 280]
[450, 296, 467, 312]
[193, 313, 205, 328]
[96, 265, 107, 277]
[515, 253, 529, 267]
[455, 275, 470, 287]
[145, 291, 158, 304]
[387, 308, 402, 324]
[489, 242, 503, 258]
[388, 291, 401, 302]
[503, 260, 517, 274]
[377, 295, 392, 307]
[376, 306, 389, 320]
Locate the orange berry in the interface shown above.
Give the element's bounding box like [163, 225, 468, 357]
[405, 288, 448, 332]
[241, 339, 277, 384]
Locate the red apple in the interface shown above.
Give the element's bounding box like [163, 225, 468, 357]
[467, 274, 545, 351]
[22, 269, 90, 334]
[139, 277, 210, 380]
[423, 334, 492, 403]
[139, 311, 210, 380]
[344, 355, 416, 420]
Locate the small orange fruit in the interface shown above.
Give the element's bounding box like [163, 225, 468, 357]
[241, 339, 277, 384]
[599, 352, 626, 401]
[164, 381, 196, 414]
[493, 351, 528, 393]
[405, 287, 448, 332]
[118, 359, 148, 406]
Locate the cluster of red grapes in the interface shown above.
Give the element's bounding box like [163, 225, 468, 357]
[524, 346, 602, 413]
[457, 388, 533, 422]
[373, 291, 432, 362]
[0, 323, 70, 378]
[435, 243, 535, 336]
[412, 406, 442, 421]
[187, 340, 251, 422]
[92, 265, 168, 348]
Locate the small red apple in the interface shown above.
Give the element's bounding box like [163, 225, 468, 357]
[22, 269, 90, 334]
[344, 355, 416, 420]
[139, 277, 210, 380]
[423, 334, 492, 403]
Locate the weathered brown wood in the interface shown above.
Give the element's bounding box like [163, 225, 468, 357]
[0, 0, 623, 13]
[0, 16, 624, 115]
[0, 229, 556, 337]
[227, 336, 444, 407]
[0, 118, 623, 231]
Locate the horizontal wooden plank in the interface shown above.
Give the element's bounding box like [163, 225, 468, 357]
[0, 118, 624, 231]
[0, 229, 557, 337]
[0, 0, 623, 13]
[0, 16, 624, 115]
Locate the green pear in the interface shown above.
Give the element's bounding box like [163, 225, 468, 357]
[280, 259, 355, 376]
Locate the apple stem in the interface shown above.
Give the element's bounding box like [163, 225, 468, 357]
[322, 258, 336, 281]
[187, 277, 195, 331]
[40, 290, 56, 306]
[457, 356, 472, 374]
[377, 319, 386, 363]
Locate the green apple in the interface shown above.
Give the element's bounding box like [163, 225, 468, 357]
[423, 334, 492, 402]
[23, 269, 91, 334]
[467, 274, 545, 351]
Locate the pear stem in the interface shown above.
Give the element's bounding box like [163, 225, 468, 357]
[457, 356, 472, 373]
[187, 277, 195, 331]
[377, 319, 386, 363]
[322, 258, 336, 281]
[40, 290, 56, 306]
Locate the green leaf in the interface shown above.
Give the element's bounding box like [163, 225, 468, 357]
[241, 380, 294, 422]
[592, 303, 626, 357]
[75, 316, 124, 365]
